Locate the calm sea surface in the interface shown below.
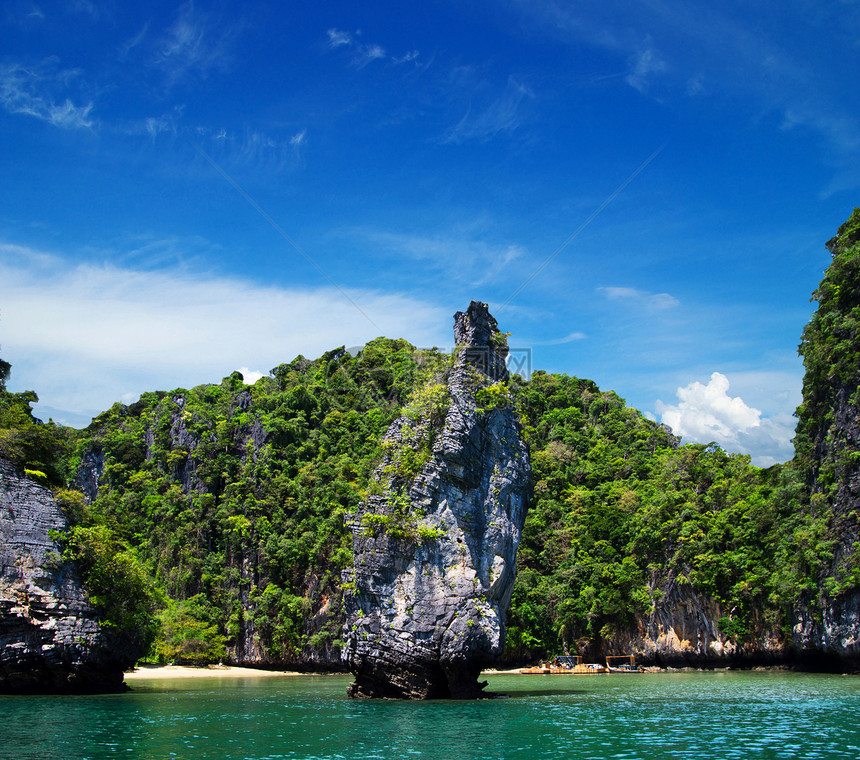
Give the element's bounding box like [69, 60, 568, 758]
[1, 671, 858, 760]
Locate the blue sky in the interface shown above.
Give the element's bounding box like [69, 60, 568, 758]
[1, 0, 858, 466]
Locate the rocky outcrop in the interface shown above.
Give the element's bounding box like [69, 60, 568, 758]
[587, 583, 858, 672]
[342, 301, 531, 698]
[792, 593, 860, 670]
[0, 460, 139, 692]
[586, 574, 786, 669]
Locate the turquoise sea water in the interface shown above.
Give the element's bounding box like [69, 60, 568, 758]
[1, 671, 858, 760]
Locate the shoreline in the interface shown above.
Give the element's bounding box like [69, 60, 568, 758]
[125, 663, 846, 681]
[125, 664, 307, 680]
[124, 665, 528, 681]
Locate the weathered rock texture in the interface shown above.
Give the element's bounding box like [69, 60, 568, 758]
[342, 301, 531, 698]
[0, 459, 139, 692]
[584, 579, 858, 672]
[789, 381, 860, 672]
[584, 573, 786, 669]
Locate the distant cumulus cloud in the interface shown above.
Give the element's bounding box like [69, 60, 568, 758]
[237, 367, 265, 385]
[0, 60, 94, 129]
[656, 372, 795, 466]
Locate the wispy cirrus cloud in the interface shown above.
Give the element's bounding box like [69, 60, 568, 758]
[324, 27, 418, 69]
[394, 50, 420, 64]
[536, 331, 588, 345]
[355, 44, 386, 68]
[200, 126, 309, 173]
[154, 1, 240, 86]
[359, 227, 526, 286]
[0, 59, 94, 129]
[513, 0, 860, 177]
[625, 43, 668, 94]
[327, 28, 352, 48]
[119, 21, 151, 57]
[442, 75, 533, 144]
[599, 286, 679, 310]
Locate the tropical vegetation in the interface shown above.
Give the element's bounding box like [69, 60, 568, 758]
[1, 209, 858, 665]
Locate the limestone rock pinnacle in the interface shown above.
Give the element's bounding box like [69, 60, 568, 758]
[342, 301, 531, 698]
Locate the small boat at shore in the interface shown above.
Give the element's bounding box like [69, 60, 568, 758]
[606, 655, 643, 673]
[519, 654, 644, 674]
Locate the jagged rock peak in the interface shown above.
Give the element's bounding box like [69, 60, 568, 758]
[342, 302, 531, 699]
[453, 300, 509, 382]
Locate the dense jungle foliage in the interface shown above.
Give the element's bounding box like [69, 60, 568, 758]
[2, 210, 858, 665]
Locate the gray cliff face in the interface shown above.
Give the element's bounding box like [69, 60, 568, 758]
[0, 460, 139, 692]
[342, 301, 531, 698]
[591, 574, 785, 669]
[793, 381, 860, 670]
[793, 593, 860, 669]
[590, 572, 857, 671]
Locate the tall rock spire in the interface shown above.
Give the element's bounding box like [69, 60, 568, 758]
[342, 301, 531, 698]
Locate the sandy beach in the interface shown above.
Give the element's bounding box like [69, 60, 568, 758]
[125, 664, 306, 680]
[124, 665, 527, 680]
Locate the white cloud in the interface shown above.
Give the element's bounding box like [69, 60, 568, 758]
[0, 244, 448, 426]
[656, 372, 795, 466]
[359, 227, 526, 286]
[540, 331, 587, 345]
[599, 286, 679, 310]
[144, 114, 176, 139]
[327, 28, 352, 48]
[325, 29, 395, 69]
[120, 22, 151, 57]
[517, 0, 860, 176]
[237, 367, 265, 385]
[0, 60, 94, 129]
[394, 50, 420, 64]
[625, 45, 668, 93]
[355, 44, 386, 68]
[155, 1, 237, 85]
[443, 76, 533, 144]
[201, 127, 304, 172]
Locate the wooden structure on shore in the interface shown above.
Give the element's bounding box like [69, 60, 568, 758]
[606, 655, 642, 673]
[519, 654, 643, 675]
[519, 656, 607, 675]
